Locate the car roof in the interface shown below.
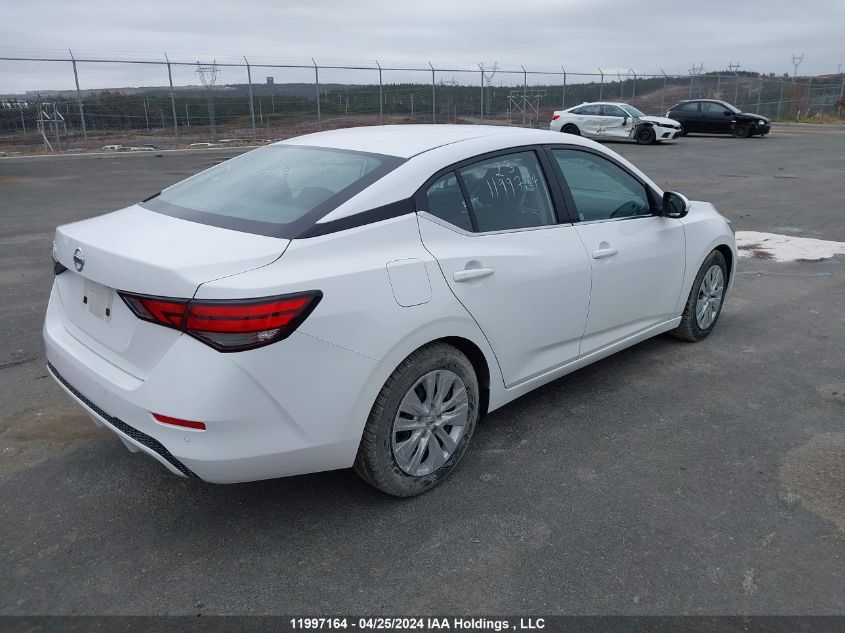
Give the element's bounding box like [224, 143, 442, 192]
[278, 124, 549, 159]
[290, 125, 661, 225]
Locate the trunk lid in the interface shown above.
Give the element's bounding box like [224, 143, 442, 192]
[52, 205, 288, 378]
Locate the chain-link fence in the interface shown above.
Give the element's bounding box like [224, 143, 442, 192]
[2, 53, 843, 153]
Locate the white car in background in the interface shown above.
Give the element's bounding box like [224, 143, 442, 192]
[551, 102, 682, 144]
[46, 125, 735, 496]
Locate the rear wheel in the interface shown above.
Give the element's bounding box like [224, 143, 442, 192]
[671, 250, 728, 342]
[354, 343, 479, 497]
[635, 125, 656, 145]
[733, 123, 751, 138]
[561, 123, 581, 135]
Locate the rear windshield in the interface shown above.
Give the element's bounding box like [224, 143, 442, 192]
[142, 145, 404, 238]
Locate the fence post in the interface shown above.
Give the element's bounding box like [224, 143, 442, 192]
[164, 53, 179, 146]
[68, 49, 87, 147]
[521, 65, 527, 126]
[429, 62, 436, 124]
[243, 57, 257, 140]
[376, 60, 383, 125]
[313, 58, 321, 130]
[734, 73, 740, 105]
[689, 73, 693, 99]
[631, 70, 637, 105]
[561, 66, 567, 110]
[839, 74, 845, 117]
[777, 78, 784, 120]
[756, 77, 763, 113]
[597, 67, 604, 100]
[479, 64, 484, 124]
[660, 69, 667, 114]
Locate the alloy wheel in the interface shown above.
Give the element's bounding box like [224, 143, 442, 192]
[695, 265, 725, 330]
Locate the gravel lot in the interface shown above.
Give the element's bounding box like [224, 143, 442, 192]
[1, 125, 844, 615]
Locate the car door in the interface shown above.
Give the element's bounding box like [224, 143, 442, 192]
[599, 104, 633, 139]
[548, 147, 686, 354]
[701, 101, 732, 133]
[416, 149, 592, 387]
[574, 104, 603, 137]
[675, 101, 703, 132]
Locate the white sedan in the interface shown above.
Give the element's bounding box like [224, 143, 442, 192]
[551, 102, 682, 144]
[45, 125, 735, 496]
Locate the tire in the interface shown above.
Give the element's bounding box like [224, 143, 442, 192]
[561, 123, 581, 135]
[670, 250, 728, 342]
[679, 124, 688, 136]
[635, 125, 656, 145]
[733, 123, 751, 138]
[354, 343, 479, 497]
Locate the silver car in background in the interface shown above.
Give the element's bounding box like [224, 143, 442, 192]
[551, 102, 682, 145]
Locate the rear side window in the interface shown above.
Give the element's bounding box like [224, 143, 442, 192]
[552, 149, 652, 222]
[577, 104, 602, 115]
[143, 145, 404, 238]
[458, 151, 556, 232]
[425, 173, 472, 232]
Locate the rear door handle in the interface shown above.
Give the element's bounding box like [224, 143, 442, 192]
[592, 247, 618, 259]
[453, 267, 495, 282]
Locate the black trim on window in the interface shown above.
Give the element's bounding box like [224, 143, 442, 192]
[414, 145, 574, 232]
[296, 197, 416, 238]
[140, 146, 406, 239]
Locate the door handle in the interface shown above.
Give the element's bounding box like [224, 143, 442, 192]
[453, 267, 495, 282]
[592, 247, 618, 259]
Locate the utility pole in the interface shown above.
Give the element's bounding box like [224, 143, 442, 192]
[688, 63, 704, 99]
[791, 53, 805, 77]
[728, 61, 741, 104]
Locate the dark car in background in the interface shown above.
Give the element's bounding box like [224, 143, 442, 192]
[667, 99, 771, 138]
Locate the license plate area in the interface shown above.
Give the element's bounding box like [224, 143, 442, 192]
[83, 278, 115, 323]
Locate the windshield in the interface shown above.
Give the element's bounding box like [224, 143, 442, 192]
[143, 145, 404, 238]
[722, 102, 741, 113]
[623, 105, 647, 118]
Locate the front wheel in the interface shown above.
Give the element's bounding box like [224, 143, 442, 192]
[354, 343, 479, 496]
[733, 123, 751, 138]
[671, 250, 728, 342]
[635, 125, 656, 145]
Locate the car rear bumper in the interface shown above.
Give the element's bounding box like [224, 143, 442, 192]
[43, 282, 381, 483]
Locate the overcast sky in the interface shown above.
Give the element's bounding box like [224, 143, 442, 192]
[1, 0, 842, 76]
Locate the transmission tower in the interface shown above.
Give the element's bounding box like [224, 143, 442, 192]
[196, 60, 220, 137]
[727, 61, 741, 74]
[479, 62, 499, 117]
[791, 53, 804, 77]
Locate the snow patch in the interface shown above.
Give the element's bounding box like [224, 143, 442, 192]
[735, 231, 845, 262]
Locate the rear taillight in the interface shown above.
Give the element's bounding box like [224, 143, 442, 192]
[118, 291, 322, 352]
[552, 113, 561, 120]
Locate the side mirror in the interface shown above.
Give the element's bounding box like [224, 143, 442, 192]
[662, 191, 690, 218]
[622, 116, 628, 125]
[723, 110, 733, 115]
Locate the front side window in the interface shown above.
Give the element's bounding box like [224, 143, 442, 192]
[678, 102, 700, 112]
[551, 149, 652, 222]
[701, 101, 731, 114]
[458, 151, 556, 232]
[143, 145, 404, 238]
[424, 172, 472, 232]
